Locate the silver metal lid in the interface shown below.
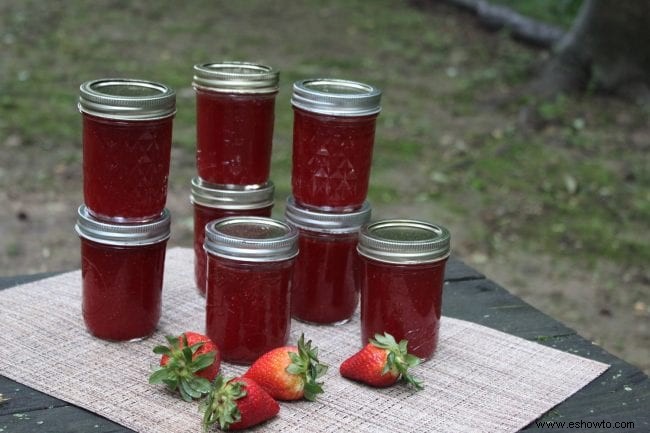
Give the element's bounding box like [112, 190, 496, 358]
[190, 177, 275, 210]
[204, 216, 298, 262]
[192, 62, 279, 94]
[75, 205, 171, 246]
[291, 78, 382, 116]
[357, 219, 451, 264]
[78, 78, 176, 120]
[285, 196, 371, 234]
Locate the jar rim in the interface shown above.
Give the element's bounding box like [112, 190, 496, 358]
[75, 205, 171, 246]
[204, 216, 298, 262]
[190, 177, 275, 210]
[192, 61, 279, 94]
[285, 196, 371, 234]
[357, 219, 451, 264]
[291, 78, 381, 116]
[78, 78, 176, 120]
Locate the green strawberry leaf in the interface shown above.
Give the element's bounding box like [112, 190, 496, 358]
[152, 345, 171, 355]
[190, 352, 216, 373]
[371, 332, 424, 390]
[148, 368, 171, 385]
[285, 333, 328, 401]
[178, 383, 193, 402]
[188, 376, 212, 394]
[149, 333, 217, 401]
[180, 379, 203, 399]
[201, 376, 246, 432]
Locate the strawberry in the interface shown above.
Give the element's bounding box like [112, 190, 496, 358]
[339, 332, 423, 390]
[149, 332, 221, 401]
[243, 334, 327, 401]
[201, 376, 279, 431]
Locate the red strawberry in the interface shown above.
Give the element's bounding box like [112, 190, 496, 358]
[339, 332, 423, 389]
[244, 334, 327, 401]
[149, 332, 221, 401]
[201, 376, 279, 431]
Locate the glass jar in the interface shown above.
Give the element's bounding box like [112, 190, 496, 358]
[193, 62, 279, 185]
[191, 177, 275, 295]
[78, 78, 176, 222]
[357, 219, 451, 359]
[291, 78, 381, 211]
[75, 205, 171, 341]
[285, 196, 371, 325]
[204, 217, 298, 364]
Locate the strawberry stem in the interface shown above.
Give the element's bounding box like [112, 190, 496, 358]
[370, 332, 424, 390]
[149, 333, 216, 401]
[287, 333, 328, 401]
[200, 375, 246, 432]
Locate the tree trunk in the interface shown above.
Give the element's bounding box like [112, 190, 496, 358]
[535, 0, 650, 103]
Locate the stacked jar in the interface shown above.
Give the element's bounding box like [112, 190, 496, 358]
[287, 78, 382, 325]
[76, 78, 176, 341]
[191, 62, 280, 294]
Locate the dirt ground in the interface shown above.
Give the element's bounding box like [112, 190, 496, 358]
[0, 0, 648, 374]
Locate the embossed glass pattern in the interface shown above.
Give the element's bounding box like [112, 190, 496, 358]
[291, 108, 378, 211]
[82, 114, 173, 222]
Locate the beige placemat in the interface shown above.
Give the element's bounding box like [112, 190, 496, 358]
[0, 247, 608, 433]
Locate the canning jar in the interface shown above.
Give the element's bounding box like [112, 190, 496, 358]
[79, 78, 176, 222]
[193, 62, 279, 185]
[75, 205, 171, 341]
[291, 78, 381, 211]
[204, 217, 298, 364]
[285, 196, 371, 325]
[357, 219, 451, 359]
[191, 177, 274, 295]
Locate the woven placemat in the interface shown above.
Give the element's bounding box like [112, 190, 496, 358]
[0, 247, 609, 432]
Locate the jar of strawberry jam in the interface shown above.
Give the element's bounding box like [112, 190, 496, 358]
[191, 177, 275, 295]
[75, 205, 171, 341]
[285, 196, 371, 325]
[204, 217, 298, 364]
[193, 62, 279, 186]
[357, 219, 451, 360]
[78, 78, 176, 222]
[291, 78, 381, 211]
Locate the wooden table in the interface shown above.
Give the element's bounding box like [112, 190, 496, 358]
[1, 260, 648, 432]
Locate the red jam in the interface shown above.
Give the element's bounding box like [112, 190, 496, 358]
[76, 205, 171, 341]
[291, 108, 378, 211]
[82, 114, 173, 221]
[204, 217, 298, 364]
[80, 239, 167, 341]
[291, 230, 360, 324]
[285, 197, 371, 324]
[79, 78, 176, 222]
[205, 258, 293, 364]
[195, 91, 276, 185]
[193, 203, 272, 295]
[290, 79, 381, 211]
[357, 220, 451, 360]
[359, 259, 447, 359]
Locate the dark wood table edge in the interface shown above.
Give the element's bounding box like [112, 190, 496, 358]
[1, 258, 648, 432]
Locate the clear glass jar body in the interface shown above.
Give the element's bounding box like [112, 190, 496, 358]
[82, 113, 174, 222]
[193, 203, 273, 295]
[291, 229, 360, 324]
[205, 255, 293, 364]
[359, 257, 447, 359]
[80, 238, 167, 341]
[195, 90, 276, 185]
[291, 107, 378, 211]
